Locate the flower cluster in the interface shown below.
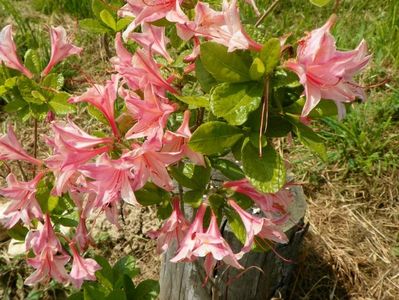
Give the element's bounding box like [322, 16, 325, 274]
[0, 0, 370, 289]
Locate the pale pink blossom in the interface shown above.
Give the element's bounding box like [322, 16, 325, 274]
[120, 0, 188, 39]
[42, 26, 82, 76]
[112, 35, 176, 95]
[24, 248, 70, 285]
[74, 217, 94, 252]
[192, 211, 243, 277]
[224, 179, 294, 215]
[69, 75, 120, 137]
[0, 172, 44, 228]
[25, 214, 62, 255]
[80, 153, 139, 207]
[69, 243, 101, 289]
[125, 85, 176, 143]
[128, 24, 172, 62]
[177, 0, 262, 52]
[162, 110, 205, 166]
[126, 142, 181, 191]
[0, 25, 32, 78]
[0, 125, 42, 165]
[170, 203, 207, 262]
[228, 199, 288, 258]
[147, 198, 190, 253]
[284, 15, 371, 117]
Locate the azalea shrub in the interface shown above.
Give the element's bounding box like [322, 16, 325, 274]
[0, 0, 371, 298]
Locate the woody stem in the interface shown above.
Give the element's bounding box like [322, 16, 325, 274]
[255, 0, 280, 27]
[259, 78, 270, 157]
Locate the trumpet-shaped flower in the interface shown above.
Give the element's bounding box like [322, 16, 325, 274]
[24, 248, 70, 285]
[120, 0, 188, 39]
[42, 26, 82, 76]
[0, 172, 44, 228]
[284, 15, 371, 117]
[224, 179, 294, 215]
[127, 24, 172, 62]
[162, 110, 205, 166]
[0, 125, 42, 165]
[80, 154, 139, 207]
[177, 0, 261, 52]
[228, 200, 288, 258]
[0, 25, 32, 78]
[69, 75, 120, 137]
[147, 198, 190, 253]
[192, 212, 243, 277]
[170, 203, 207, 262]
[69, 243, 101, 289]
[125, 85, 176, 143]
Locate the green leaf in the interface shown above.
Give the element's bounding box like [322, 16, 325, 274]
[183, 190, 203, 208]
[265, 115, 292, 137]
[195, 58, 217, 92]
[17, 77, 44, 104]
[92, 0, 114, 19]
[49, 92, 76, 115]
[189, 121, 243, 155]
[286, 116, 328, 161]
[83, 283, 107, 300]
[113, 256, 140, 279]
[200, 42, 251, 83]
[210, 82, 263, 125]
[226, 209, 246, 245]
[116, 18, 133, 32]
[4, 77, 17, 88]
[79, 19, 110, 34]
[95, 256, 114, 291]
[242, 140, 286, 193]
[170, 163, 211, 190]
[3, 98, 28, 113]
[259, 38, 281, 75]
[42, 73, 64, 91]
[174, 95, 209, 108]
[135, 182, 170, 206]
[132, 280, 159, 300]
[68, 292, 84, 300]
[310, 0, 332, 7]
[24, 49, 42, 74]
[88, 104, 108, 124]
[7, 223, 28, 241]
[210, 158, 244, 180]
[157, 202, 172, 220]
[31, 90, 46, 103]
[249, 57, 265, 80]
[100, 9, 117, 31]
[36, 176, 56, 213]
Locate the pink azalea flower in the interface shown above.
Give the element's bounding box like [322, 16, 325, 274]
[112, 35, 176, 95]
[69, 75, 120, 137]
[126, 141, 181, 191]
[162, 110, 205, 166]
[284, 15, 371, 117]
[25, 214, 62, 255]
[125, 85, 176, 143]
[0, 25, 32, 78]
[120, 0, 188, 39]
[228, 199, 288, 258]
[224, 179, 294, 215]
[42, 26, 82, 76]
[170, 203, 207, 263]
[127, 24, 173, 62]
[177, 0, 262, 52]
[0, 125, 42, 165]
[192, 211, 243, 277]
[24, 248, 70, 286]
[80, 153, 139, 207]
[69, 243, 101, 289]
[147, 197, 190, 253]
[74, 217, 94, 252]
[0, 172, 44, 228]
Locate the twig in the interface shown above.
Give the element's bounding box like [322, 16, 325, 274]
[17, 161, 27, 182]
[33, 118, 38, 177]
[259, 78, 270, 157]
[255, 0, 280, 27]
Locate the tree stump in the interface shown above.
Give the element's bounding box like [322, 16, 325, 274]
[159, 185, 308, 300]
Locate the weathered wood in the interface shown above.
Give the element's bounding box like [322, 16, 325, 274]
[159, 185, 308, 300]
